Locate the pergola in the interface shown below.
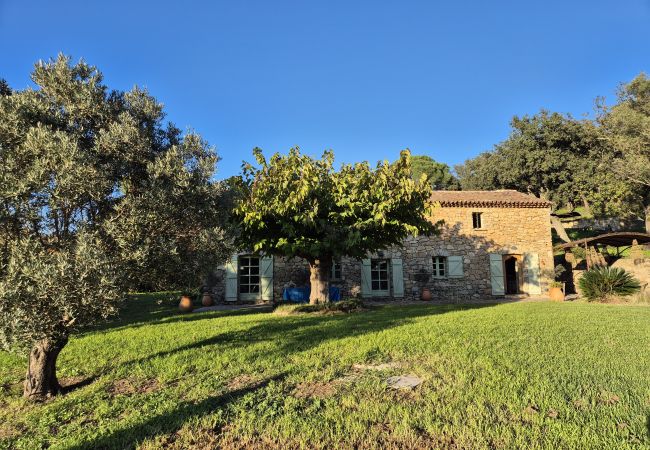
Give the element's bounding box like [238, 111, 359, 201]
[556, 232, 650, 250]
[556, 232, 650, 269]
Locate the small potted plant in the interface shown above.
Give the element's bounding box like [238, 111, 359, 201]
[548, 281, 565, 302]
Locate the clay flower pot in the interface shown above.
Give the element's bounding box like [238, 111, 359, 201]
[549, 286, 565, 302]
[421, 288, 432, 301]
[178, 295, 194, 313]
[202, 292, 214, 307]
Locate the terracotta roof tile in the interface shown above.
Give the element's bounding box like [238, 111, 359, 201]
[430, 190, 552, 208]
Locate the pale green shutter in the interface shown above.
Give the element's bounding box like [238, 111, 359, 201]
[391, 258, 404, 298]
[361, 259, 372, 298]
[524, 253, 542, 295]
[489, 254, 505, 295]
[225, 254, 238, 301]
[448, 256, 464, 278]
[260, 256, 274, 301]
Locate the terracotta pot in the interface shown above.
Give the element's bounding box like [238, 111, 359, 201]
[178, 295, 194, 313]
[549, 286, 565, 302]
[202, 293, 214, 307]
[421, 288, 432, 301]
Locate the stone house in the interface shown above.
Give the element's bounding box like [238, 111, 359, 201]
[209, 190, 554, 302]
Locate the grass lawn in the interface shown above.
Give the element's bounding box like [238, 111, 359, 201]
[1, 295, 650, 449]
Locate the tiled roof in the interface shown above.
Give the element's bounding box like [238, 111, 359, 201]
[430, 190, 552, 208]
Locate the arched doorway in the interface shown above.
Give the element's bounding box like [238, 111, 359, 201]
[504, 256, 519, 294]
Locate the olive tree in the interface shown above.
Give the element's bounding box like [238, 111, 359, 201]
[0, 56, 232, 399]
[234, 148, 438, 304]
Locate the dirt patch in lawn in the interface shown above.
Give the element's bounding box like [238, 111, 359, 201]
[292, 381, 338, 399]
[597, 390, 620, 405]
[227, 374, 258, 390]
[108, 377, 160, 396]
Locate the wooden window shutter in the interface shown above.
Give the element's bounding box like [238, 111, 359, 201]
[489, 254, 505, 296]
[391, 258, 404, 298]
[447, 256, 464, 278]
[524, 253, 542, 295]
[361, 259, 372, 298]
[225, 254, 238, 301]
[260, 256, 274, 301]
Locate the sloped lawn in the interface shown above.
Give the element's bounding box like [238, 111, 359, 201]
[1, 295, 649, 449]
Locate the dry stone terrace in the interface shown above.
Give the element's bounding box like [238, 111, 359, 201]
[209, 190, 554, 303]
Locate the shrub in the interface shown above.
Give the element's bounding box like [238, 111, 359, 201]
[579, 266, 641, 301]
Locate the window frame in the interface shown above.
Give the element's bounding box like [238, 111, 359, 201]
[370, 258, 390, 296]
[432, 256, 448, 278]
[472, 212, 484, 230]
[330, 259, 342, 281]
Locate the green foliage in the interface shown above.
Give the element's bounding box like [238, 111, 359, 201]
[410, 155, 459, 190]
[578, 266, 641, 301]
[600, 73, 650, 227]
[456, 75, 650, 227]
[234, 148, 439, 261]
[0, 233, 120, 353]
[0, 55, 232, 355]
[456, 111, 605, 209]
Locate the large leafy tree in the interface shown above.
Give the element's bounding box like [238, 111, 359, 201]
[455, 111, 612, 241]
[600, 73, 650, 231]
[410, 155, 459, 190]
[234, 148, 438, 304]
[0, 56, 231, 399]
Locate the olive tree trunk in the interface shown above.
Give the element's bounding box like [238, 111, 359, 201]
[309, 258, 332, 305]
[24, 336, 68, 400]
[550, 214, 571, 243]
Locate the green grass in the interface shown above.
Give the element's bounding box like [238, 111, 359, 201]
[1, 295, 650, 449]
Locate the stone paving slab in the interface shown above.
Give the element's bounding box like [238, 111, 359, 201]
[386, 375, 424, 389]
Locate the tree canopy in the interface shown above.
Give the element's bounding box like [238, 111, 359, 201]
[456, 75, 650, 232]
[410, 155, 459, 190]
[0, 55, 232, 398]
[234, 148, 438, 303]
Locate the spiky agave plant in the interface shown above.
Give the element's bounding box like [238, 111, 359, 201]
[579, 266, 641, 301]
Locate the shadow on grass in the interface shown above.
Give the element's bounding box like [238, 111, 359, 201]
[61, 376, 97, 394]
[86, 294, 274, 336]
[120, 302, 493, 371]
[66, 373, 287, 450]
[68, 303, 493, 449]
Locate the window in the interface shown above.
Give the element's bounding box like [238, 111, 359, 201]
[433, 256, 447, 278]
[238, 255, 260, 296]
[472, 212, 483, 229]
[371, 259, 390, 293]
[330, 259, 342, 280]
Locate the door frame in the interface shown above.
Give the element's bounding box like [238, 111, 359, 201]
[502, 254, 524, 295]
[238, 254, 261, 301]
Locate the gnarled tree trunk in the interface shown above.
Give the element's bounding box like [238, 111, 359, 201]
[309, 258, 332, 305]
[551, 214, 571, 243]
[24, 336, 68, 400]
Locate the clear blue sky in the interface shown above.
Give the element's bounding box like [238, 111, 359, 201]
[1, 0, 649, 178]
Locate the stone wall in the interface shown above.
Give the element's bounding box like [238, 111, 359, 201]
[400, 206, 554, 301]
[207, 205, 554, 303]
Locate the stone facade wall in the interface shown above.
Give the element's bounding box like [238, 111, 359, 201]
[207, 205, 553, 303]
[401, 206, 554, 301]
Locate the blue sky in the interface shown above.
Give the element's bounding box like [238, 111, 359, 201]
[1, 0, 649, 179]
